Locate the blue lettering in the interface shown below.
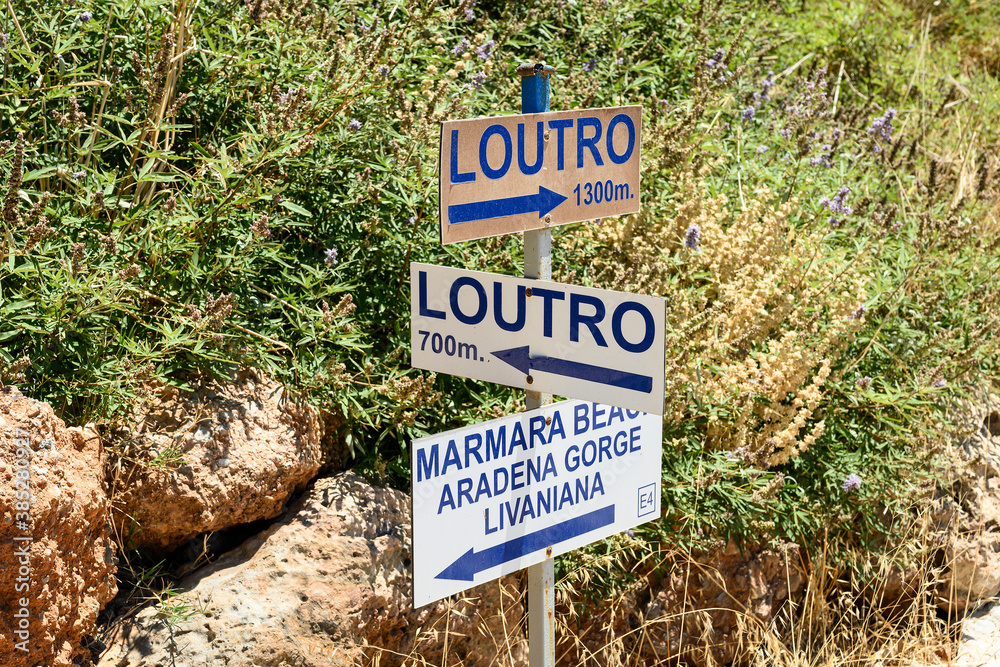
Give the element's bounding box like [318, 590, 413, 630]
[487, 426, 507, 460]
[465, 433, 483, 467]
[457, 478, 474, 507]
[517, 122, 544, 175]
[548, 118, 573, 170]
[570, 294, 607, 346]
[574, 403, 589, 435]
[608, 406, 625, 425]
[612, 302, 655, 353]
[606, 114, 636, 165]
[531, 287, 565, 338]
[418, 271, 446, 320]
[592, 471, 605, 496]
[598, 434, 612, 462]
[630, 425, 641, 452]
[511, 461, 525, 490]
[450, 129, 475, 184]
[485, 507, 497, 534]
[519, 495, 536, 522]
[529, 415, 547, 447]
[479, 124, 512, 179]
[577, 117, 604, 168]
[494, 467, 509, 494]
[565, 444, 580, 472]
[416, 444, 439, 482]
[613, 430, 628, 456]
[450, 277, 487, 325]
[592, 402, 606, 429]
[510, 422, 526, 451]
[548, 411, 566, 441]
[475, 472, 493, 503]
[494, 283, 526, 332]
[437, 485, 456, 514]
[442, 440, 462, 474]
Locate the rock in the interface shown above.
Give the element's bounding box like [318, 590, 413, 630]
[558, 541, 806, 667]
[109, 371, 322, 552]
[936, 389, 1000, 611]
[0, 387, 117, 667]
[96, 472, 527, 667]
[942, 533, 1000, 611]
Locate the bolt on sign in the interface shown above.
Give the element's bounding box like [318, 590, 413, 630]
[439, 106, 642, 245]
[411, 399, 662, 607]
[411, 263, 666, 416]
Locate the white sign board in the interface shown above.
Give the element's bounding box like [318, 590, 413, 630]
[411, 399, 662, 607]
[411, 263, 666, 415]
[439, 106, 642, 244]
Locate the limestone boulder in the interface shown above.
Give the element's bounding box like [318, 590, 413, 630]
[936, 389, 1000, 611]
[96, 472, 527, 667]
[109, 371, 322, 552]
[0, 387, 117, 667]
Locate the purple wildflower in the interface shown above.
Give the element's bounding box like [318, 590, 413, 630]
[850, 305, 866, 320]
[706, 47, 725, 69]
[377, 65, 389, 77]
[742, 106, 756, 122]
[626, 529, 635, 537]
[474, 39, 495, 60]
[324, 247, 339, 266]
[820, 186, 852, 225]
[452, 38, 469, 55]
[471, 70, 487, 89]
[465, 7, 475, 20]
[934, 379, 947, 388]
[348, 119, 362, 132]
[855, 376, 872, 391]
[756, 145, 769, 155]
[867, 108, 897, 151]
[842, 474, 862, 493]
[78, 10, 93, 22]
[407, 216, 416, 225]
[72, 170, 86, 181]
[780, 127, 792, 140]
[583, 58, 597, 73]
[684, 224, 700, 250]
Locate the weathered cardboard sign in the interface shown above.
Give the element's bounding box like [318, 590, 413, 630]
[439, 106, 642, 244]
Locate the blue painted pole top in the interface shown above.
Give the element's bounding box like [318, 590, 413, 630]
[517, 63, 555, 114]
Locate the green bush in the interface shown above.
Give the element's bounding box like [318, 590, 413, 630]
[2, 0, 998, 595]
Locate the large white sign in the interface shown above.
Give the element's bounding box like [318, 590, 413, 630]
[411, 399, 662, 607]
[439, 106, 642, 244]
[410, 263, 666, 415]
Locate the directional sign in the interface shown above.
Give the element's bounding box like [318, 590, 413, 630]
[411, 399, 662, 606]
[439, 106, 642, 244]
[411, 263, 666, 415]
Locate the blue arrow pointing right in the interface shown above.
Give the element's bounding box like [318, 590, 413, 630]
[436, 505, 616, 581]
[448, 186, 567, 225]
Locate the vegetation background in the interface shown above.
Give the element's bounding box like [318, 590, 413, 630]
[1, 0, 998, 661]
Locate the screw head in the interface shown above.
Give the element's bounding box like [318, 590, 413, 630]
[526, 375, 534, 384]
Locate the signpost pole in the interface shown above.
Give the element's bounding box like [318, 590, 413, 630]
[518, 61, 556, 667]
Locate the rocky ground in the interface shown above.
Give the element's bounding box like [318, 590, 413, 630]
[959, 602, 1000, 666]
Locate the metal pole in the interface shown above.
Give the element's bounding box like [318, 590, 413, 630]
[518, 61, 556, 667]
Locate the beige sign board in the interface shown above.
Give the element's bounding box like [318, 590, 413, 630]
[439, 106, 642, 245]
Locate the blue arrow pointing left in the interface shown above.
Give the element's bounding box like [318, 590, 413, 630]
[448, 186, 567, 225]
[435, 505, 616, 581]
